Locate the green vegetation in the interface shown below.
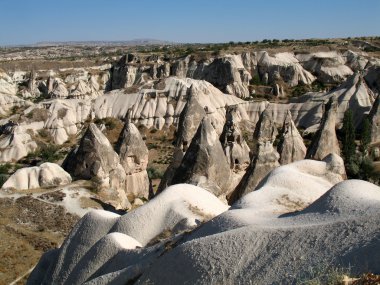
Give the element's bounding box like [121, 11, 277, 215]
[147, 167, 164, 180]
[360, 117, 371, 153]
[341, 110, 378, 182]
[26, 145, 65, 163]
[342, 109, 356, 163]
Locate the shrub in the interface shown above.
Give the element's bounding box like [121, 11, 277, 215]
[0, 163, 12, 175]
[342, 109, 356, 163]
[147, 167, 164, 179]
[26, 145, 64, 163]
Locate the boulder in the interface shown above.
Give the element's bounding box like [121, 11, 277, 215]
[1, 163, 72, 191]
[306, 97, 341, 160]
[115, 122, 150, 201]
[170, 117, 231, 198]
[63, 123, 129, 209]
[278, 110, 307, 164]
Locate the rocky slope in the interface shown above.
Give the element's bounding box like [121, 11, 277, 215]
[27, 158, 380, 285]
[1, 44, 380, 283]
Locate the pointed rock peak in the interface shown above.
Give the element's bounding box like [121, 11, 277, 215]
[174, 85, 206, 149]
[171, 116, 231, 198]
[220, 105, 251, 195]
[278, 110, 307, 165]
[84, 123, 113, 148]
[115, 121, 150, 200]
[254, 108, 278, 144]
[62, 123, 128, 209]
[229, 141, 280, 204]
[368, 94, 380, 143]
[306, 96, 340, 160]
[115, 122, 148, 173]
[228, 108, 280, 203]
[197, 116, 219, 147]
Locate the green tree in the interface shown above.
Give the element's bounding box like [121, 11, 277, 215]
[360, 117, 371, 154]
[342, 109, 356, 163]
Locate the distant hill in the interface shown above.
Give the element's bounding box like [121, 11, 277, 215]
[33, 39, 176, 47]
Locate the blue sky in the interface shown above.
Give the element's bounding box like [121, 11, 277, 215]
[0, 0, 379, 45]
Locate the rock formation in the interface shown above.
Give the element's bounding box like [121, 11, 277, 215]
[229, 109, 280, 203]
[278, 110, 307, 164]
[306, 97, 341, 160]
[1, 163, 72, 191]
[368, 94, 380, 143]
[27, 184, 228, 285]
[49, 79, 69, 98]
[219, 105, 251, 194]
[0, 124, 38, 162]
[28, 159, 380, 285]
[257, 51, 315, 87]
[115, 121, 150, 201]
[296, 51, 354, 84]
[63, 123, 129, 209]
[170, 117, 231, 198]
[174, 84, 207, 150]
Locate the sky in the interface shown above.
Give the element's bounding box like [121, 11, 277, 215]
[0, 0, 379, 45]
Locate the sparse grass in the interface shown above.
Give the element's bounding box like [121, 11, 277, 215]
[293, 264, 351, 285]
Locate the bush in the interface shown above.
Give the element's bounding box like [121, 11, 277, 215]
[26, 145, 64, 163]
[147, 167, 164, 179]
[0, 163, 12, 174]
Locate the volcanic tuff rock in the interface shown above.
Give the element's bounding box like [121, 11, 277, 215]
[257, 51, 316, 87]
[368, 94, 380, 143]
[1, 163, 72, 191]
[306, 96, 341, 160]
[63, 123, 129, 209]
[278, 110, 307, 164]
[28, 159, 380, 285]
[220, 105, 251, 194]
[0, 124, 38, 163]
[27, 184, 228, 285]
[289, 72, 374, 130]
[115, 122, 150, 201]
[170, 117, 231, 198]
[364, 59, 380, 93]
[49, 78, 69, 98]
[229, 109, 280, 203]
[296, 51, 354, 84]
[196, 55, 251, 98]
[344, 50, 369, 71]
[174, 84, 207, 150]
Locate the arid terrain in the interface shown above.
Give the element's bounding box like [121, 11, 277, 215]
[1, 37, 380, 284]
